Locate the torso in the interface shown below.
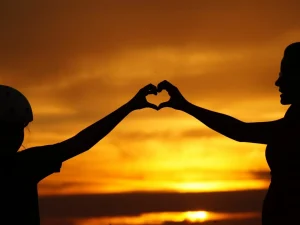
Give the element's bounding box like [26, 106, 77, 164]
[266, 121, 300, 180]
[1, 155, 40, 225]
[263, 105, 300, 223]
[0, 149, 62, 225]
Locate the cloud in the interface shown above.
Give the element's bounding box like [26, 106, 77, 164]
[39, 190, 267, 218]
[162, 217, 261, 225]
[1, 0, 300, 88]
[2, 0, 298, 134]
[111, 128, 218, 142]
[40, 216, 262, 225]
[39, 181, 98, 191]
[250, 171, 271, 180]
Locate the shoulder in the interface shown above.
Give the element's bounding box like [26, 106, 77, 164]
[15, 148, 62, 181]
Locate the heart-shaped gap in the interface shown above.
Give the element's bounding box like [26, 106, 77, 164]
[146, 89, 170, 106]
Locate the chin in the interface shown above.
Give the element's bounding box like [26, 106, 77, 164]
[280, 101, 291, 105]
[280, 96, 292, 105]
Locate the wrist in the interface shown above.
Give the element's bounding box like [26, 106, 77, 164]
[179, 99, 192, 112]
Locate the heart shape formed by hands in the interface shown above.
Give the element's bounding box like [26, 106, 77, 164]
[146, 89, 170, 108]
[136, 80, 185, 110]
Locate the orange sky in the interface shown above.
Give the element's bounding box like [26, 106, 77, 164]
[1, 0, 300, 217]
[1, 0, 300, 196]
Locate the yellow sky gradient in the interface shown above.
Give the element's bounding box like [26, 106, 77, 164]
[1, 0, 300, 196]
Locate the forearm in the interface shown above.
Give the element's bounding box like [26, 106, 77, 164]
[59, 101, 133, 161]
[181, 101, 244, 140]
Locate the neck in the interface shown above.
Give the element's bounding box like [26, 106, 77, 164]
[286, 103, 300, 120]
[290, 103, 300, 110]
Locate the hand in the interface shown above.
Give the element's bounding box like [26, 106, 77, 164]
[128, 84, 158, 110]
[157, 80, 188, 110]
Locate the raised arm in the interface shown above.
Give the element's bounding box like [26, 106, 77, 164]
[24, 84, 158, 162]
[157, 80, 283, 144]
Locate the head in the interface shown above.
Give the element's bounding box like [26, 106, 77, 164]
[276, 42, 300, 105]
[0, 85, 33, 154]
[0, 122, 26, 154]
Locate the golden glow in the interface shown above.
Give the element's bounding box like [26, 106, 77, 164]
[185, 211, 208, 222]
[73, 211, 261, 225]
[5, 2, 300, 225]
[25, 42, 288, 196]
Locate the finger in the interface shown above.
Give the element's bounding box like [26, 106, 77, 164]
[143, 83, 157, 95]
[157, 80, 174, 93]
[157, 80, 168, 92]
[147, 87, 157, 95]
[157, 101, 172, 110]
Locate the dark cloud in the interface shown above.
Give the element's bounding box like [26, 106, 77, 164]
[250, 171, 271, 180]
[38, 170, 271, 195]
[39, 173, 147, 192]
[40, 216, 261, 225]
[39, 181, 99, 191]
[41, 216, 262, 225]
[162, 217, 261, 225]
[39, 190, 267, 218]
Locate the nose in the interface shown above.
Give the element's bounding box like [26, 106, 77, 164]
[275, 72, 284, 87]
[275, 77, 280, 87]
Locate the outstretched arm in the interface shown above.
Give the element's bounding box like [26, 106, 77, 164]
[157, 80, 283, 144]
[180, 102, 283, 144]
[23, 84, 158, 162]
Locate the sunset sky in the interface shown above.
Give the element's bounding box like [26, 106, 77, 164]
[1, 1, 300, 224]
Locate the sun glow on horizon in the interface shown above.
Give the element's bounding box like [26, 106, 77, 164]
[74, 210, 261, 225]
[185, 211, 208, 222]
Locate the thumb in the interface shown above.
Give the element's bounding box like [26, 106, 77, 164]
[145, 102, 159, 110]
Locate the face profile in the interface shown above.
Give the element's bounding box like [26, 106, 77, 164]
[276, 42, 300, 105]
[275, 71, 298, 105]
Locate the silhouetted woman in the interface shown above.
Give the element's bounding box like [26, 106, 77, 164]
[0, 83, 158, 225]
[157, 42, 300, 225]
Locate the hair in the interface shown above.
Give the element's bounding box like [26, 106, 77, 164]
[284, 42, 300, 58]
[282, 42, 300, 75]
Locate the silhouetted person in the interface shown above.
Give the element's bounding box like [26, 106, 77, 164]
[156, 42, 300, 225]
[0, 84, 158, 225]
